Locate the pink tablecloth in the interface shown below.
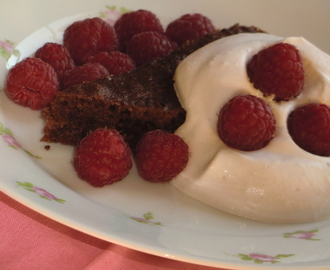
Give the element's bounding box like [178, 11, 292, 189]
[0, 191, 231, 270]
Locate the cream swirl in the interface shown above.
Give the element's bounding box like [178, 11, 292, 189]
[172, 33, 330, 224]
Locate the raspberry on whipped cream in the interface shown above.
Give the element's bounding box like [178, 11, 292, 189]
[172, 33, 330, 224]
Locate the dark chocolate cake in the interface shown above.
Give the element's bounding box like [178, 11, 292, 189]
[42, 24, 264, 150]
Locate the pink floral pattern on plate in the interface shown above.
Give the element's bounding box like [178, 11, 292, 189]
[0, 39, 19, 60]
[99, 5, 131, 26]
[0, 121, 41, 159]
[284, 229, 320, 241]
[17, 181, 65, 203]
[227, 252, 294, 264]
[226, 228, 322, 264]
[130, 212, 162, 226]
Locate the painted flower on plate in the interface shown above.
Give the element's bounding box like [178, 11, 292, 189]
[0, 121, 41, 159]
[130, 212, 162, 226]
[0, 40, 15, 52]
[32, 186, 57, 200]
[0, 39, 19, 60]
[249, 253, 276, 263]
[99, 5, 131, 26]
[284, 229, 320, 241]
[17, 181, 65, 204]
[228, 252, 294, 264]
[2, 133, 22, 149]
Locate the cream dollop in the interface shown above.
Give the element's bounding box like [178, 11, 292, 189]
[172, 33, 330, 224]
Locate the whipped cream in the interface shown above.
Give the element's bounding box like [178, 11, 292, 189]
[172, 33, 330, 224]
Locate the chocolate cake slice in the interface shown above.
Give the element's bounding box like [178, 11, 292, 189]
[42, 24, 264, 150]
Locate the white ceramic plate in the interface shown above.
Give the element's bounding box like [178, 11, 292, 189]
[1, 1, 330, 269]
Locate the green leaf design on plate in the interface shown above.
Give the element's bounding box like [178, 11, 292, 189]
[237, 254, 253, 261]
[129, 212, 163, 226]
[55, 198, 66, 204]
[109, 5, 131, 14]
[40, 195, 51, 201]
[143, 211, 154, 220]
[284, 229, 320, 241]
[24, 149, 42, 159]
[0, 122, 13, 136]
[17, 181, 34, 188]
[274, 254, 295, 259]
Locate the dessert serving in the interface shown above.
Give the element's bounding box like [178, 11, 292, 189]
[41, 23, 262, 150]
[4, 7, 330, 226]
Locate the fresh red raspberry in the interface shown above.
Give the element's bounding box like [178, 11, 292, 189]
[165, 13, 215, 46]
[217, 95, 276, 151]
[247, 42, 304, 101]
[288, 103, 330, 156]
[114, 9, 163, 52]
[135, 130, 189, 183]
[73, 128, 133, 187]
[62, 62, 109, 90]
[63, 17, 118, 65]
[126, 31, 178, 66]
[5, 57, 59, 110]
[88, 51, 135, 75]
[35, 42, 75, 85]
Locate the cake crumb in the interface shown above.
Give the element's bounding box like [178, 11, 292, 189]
[44, 145, 51, 150]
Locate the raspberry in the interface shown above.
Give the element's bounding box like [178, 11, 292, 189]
[247, 42, 304, 101]
[35, 42, 75, 85]
[217, 95, 276, 151]
[88, 51, 135, 75]
[73, 128, 133, 187]
[114, 9, 163, 52]
[165, 13, 215, 46]
[5, 57, 59, 110]
[63, 17, 118, 65]
[288, 103, 330, 156]
[62, 62, 109, 90]
[126, 31, 178, 66]
[135, 130, 189, 183]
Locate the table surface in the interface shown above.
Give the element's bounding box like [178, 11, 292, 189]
[0, 191, 229, 269]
